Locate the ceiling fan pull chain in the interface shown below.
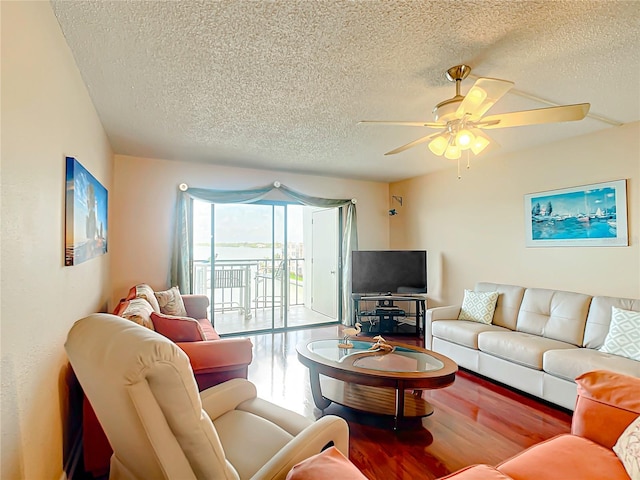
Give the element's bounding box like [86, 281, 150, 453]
[457, 158, 461, 179]
[467, 150, 471, 170]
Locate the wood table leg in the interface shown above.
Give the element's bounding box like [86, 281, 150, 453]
[309, 369, 331, 410]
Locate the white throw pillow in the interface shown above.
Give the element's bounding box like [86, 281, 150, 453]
[458, 290, 499, 324]
[154, 286, 188, 317]
[599, 306, 640, 361]
[613, 415, 640, 480]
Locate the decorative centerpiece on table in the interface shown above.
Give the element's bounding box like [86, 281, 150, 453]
[338, 323, 362, 348]
[369, 335, 394, 353]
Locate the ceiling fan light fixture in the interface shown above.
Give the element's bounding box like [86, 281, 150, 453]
[428, 135, 449, 156]
[470, 132, 491, 155]
[360, 65, 590, 176]
[444, 143, 461, 160]
[456, 128, 475, 150]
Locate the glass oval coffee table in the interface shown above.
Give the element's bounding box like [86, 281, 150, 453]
[296, 338, 458, 429]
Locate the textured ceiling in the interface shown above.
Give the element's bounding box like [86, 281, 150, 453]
[51, 0, 640, 182]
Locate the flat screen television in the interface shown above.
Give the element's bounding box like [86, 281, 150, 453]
[351, 250, 427, 295]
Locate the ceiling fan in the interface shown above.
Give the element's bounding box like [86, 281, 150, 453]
[360, 65, 590, 162]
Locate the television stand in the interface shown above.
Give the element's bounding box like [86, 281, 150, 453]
[352, 294, 426, 340]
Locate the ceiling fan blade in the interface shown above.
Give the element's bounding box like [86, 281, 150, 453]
[457, 77, 514, 120]
[479, 103, 590, 129]
[359, 120, 445, 128]
[384, 131, 444, 155]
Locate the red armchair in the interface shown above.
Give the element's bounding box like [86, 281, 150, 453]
[154, 292, 253, 389]
[81, 285, 253, 477]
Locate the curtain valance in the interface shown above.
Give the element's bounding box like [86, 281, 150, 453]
[170, 182, 358, 324]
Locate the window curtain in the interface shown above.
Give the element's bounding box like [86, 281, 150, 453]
[170, 182, 358, 325]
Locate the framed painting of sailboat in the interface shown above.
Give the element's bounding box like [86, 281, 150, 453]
[524, 180, 628, 247]
[65, 157, 108, 265]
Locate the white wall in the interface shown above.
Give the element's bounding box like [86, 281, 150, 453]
[110, 155, 389, 306]
[1, 2, 113, 478]
[390, 122, 640, 307]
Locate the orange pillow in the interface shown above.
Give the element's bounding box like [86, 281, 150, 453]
[572, 370, 640, 449]
[285, 447, 366, 480]
[151, 312, 206, 342]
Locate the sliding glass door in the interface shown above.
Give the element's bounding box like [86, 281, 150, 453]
[192, 199, 340, 335]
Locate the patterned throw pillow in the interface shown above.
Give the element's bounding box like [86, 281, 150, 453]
[613, 415, 640, 480]
[154, 286, 188, 317]
[599, 306, 640, 361]
[120, 298, 155, 330]
[458, 290, 499, 324]
[135, 284, 161, 313]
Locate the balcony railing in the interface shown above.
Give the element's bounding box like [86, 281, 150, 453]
[193, 258, 305, 319]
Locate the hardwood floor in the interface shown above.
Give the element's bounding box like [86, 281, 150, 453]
[244, 324, 572, 480]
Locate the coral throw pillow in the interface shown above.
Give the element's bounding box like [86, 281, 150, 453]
[151, 312, 206, 342]
[613, 415, 640, 480]
[154, 286, 188, 317]
[285, 447, 367, 480]
[458, 290, 499, 324]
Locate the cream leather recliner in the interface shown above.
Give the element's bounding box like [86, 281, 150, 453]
[65, 313, 349, 480]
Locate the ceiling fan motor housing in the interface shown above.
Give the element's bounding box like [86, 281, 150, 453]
[433, 96, 464, 122]
[433, 65, 471, 122]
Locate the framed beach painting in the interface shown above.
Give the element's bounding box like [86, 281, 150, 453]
[65, 156, 108, 265]
[524, 180, 628, 247]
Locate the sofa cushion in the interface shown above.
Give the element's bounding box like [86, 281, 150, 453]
[599, 307, 640, 361]
[130, 284, 161, 313]
[475, 283, 525, 330]
[458, 290, 499, 324]
[478, 331, 576, 370]
[151, 312, 206, 342]
[118, 298, 155, 330]
[613, 415, 640, 480]
[197, 318, 220, 341]
[213, 409, 294, 480]
[584, 296, 640, 349]
[516, 288, 591, 346]
[544, 347, 640, 382]
[432, 320, 509, 349]
[155, 286, 188, 316]
[497, 434, 629, 480]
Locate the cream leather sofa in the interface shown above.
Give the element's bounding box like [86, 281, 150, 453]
[426, 282, 640, 410]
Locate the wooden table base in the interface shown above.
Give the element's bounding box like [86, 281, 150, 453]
[319, 376, 434, 419]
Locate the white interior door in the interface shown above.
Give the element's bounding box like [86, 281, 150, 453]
[311, 208, 338, 318]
